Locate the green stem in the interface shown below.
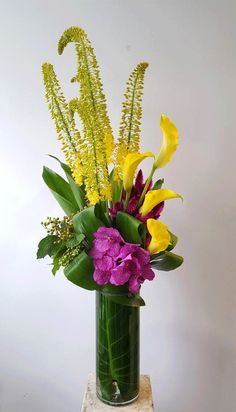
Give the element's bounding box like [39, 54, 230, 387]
[105, 298, 116, 379]
[138, 164, 156, 207]
[124, 189, 131, 210]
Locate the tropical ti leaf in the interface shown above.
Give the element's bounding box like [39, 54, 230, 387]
[150, 250, 183, 271]
[48, 154, 85, 210]
[96, 292, 140, 402]
[42, 166, 79, 215]
[116, 212, 146, 246]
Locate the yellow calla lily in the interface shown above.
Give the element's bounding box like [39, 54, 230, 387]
[154, 115, 179, 169]
[147, 219, 171, 255]
[122, 151, 154, 192]
[140, 188, 183, 216]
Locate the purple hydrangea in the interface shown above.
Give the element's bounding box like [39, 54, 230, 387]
[89, 227, 155, 293]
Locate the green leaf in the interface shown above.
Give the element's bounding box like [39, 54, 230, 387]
[66, 233, 85, 248]
[152, 178, 164, 190]
[48, 154, 72, 175]
[101, 284, 145, 307]
[37, 235, 59, 259]
[167, 231, 178, 251]
[48, 155, 86, 210]
[73, 206, 104, 246]
[66, 174, 86, 211]
[64, 251, 100, 290]
[107, 294, 145, 307]
[42, 166, 79, 215]
[116, 212, 146, 245]
[51, 257, 61, 275]
[94, 202, 110, 227]
[97, 291, 140, 400]
[110, 169, 123, 202]
[150, 251, 184, 271]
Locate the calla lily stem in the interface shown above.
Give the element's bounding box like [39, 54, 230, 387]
[124, 188, 131, 210]
[138, 164, 156, 207]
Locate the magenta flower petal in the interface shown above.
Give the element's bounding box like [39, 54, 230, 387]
[93, 269, 110, 285]
[109, 201, 124, 219]
[134, 169, 144, 193]
[90, 227, 154, 292]
[142, 265, 155, 281]
[110, 259, 133, 286]
[128, 275, 141, 294]
[127, 196, 138, 214]
[94, 255, 114, 271]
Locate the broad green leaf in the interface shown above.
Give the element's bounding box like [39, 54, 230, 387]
[116, 211, 146, 245]
[73, 206, 104, 246]
[167, 231, 178, 251]
[152, 178, 164, 190]
[51, 257, 61, 275]
[37, 235, 59, 259]
[107, 294, 145, 307]
[64, 251, 100, 290]
[150, 251, 183, 271]
[48, 155, 85, 210]
[94, 202, 110, 227]
[42, 166, 79, 215]
[102, 284, 145, 307]
[66, 233, 85, 248]
[48, 154, 71, 175]
[97, 291, 139, 400]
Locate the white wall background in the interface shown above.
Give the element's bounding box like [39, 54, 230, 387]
[0, 1, 236, 411]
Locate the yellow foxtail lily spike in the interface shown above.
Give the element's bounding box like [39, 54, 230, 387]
[122, 151, 154, 192]
[147, 219, 171, 255]
[140, 188, 183, 216]
[154, 115, 179, 169]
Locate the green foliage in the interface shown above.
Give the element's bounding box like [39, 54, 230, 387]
[96, 292, 139, 401]
[167, 231, 178, 251]
[152, 178, 164, 190]
[150, 251, 183, 271]
[94, 202, 110, 227]
[110, 169, 122, 202]
[42, 166, 79, 215]
[116, 212, 146, 245]
[37, 235, 60, 259]
[49, 155, 86, 210]
[102, 285, 145, 307]
[73, 206, 104, 246]
[37, 234, 67, 275]
[64, 251, 99, 290]
[66, 233, 85, 248]
[115, 62, 149, 177]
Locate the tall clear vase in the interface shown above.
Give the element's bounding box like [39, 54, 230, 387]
[96, 290, 140, 406]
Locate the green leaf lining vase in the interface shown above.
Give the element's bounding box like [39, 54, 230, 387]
[96, 291, 140, 405]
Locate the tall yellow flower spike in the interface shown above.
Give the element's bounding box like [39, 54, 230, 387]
[122, 151, 154, 192]
[147, 219, 171, 255]
[58, 27, 114, 204]
[154, 115, 179, 169]
[140, 188, 183, 216]
[115, 62, 149, 179]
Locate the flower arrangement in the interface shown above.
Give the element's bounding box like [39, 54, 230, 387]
[37, 26, 183, 308]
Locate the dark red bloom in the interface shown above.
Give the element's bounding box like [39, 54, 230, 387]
[109, 169, 164, 222]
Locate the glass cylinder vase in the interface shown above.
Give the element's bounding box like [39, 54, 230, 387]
[96, 290, 140, 406]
